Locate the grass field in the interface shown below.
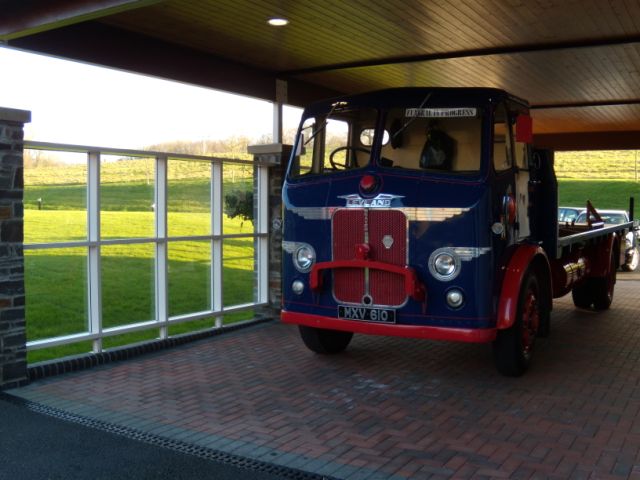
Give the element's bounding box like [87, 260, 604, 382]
[555, 151, 640, 180]
[558, 179, 639, 211]
[25, 160, 256, 363]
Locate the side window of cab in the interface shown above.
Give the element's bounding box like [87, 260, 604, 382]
[493, 104, 514, 173]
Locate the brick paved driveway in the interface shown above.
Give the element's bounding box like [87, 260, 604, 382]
[10, 279, 640, 479]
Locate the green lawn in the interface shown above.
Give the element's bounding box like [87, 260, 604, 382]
[25, 174, 256, 363]
[558, 179, 640, 212]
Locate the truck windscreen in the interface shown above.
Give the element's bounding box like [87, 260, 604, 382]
[288, 107, 378, 178]
[288, 105, 482, 179]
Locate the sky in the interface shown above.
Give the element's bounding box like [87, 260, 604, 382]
[0, 46, 301, 150]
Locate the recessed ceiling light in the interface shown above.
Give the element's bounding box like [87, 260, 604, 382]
[268, 17, 289, 26]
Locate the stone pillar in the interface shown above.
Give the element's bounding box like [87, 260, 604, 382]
[0, 107, 30, 389]
[248, 144, 292, 319]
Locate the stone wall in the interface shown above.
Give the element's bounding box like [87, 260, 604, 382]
[0, 107, 30, 389]
[248, 144, 291, 319]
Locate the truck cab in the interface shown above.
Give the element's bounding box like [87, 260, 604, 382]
[281, 87, 619, 376]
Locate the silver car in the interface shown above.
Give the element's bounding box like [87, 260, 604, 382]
[574, 209, 639, 271]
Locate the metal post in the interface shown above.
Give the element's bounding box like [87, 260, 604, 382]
[87, 151, 102, 352]
[212, 161, 223, 328]
[155, 154, 168, 338]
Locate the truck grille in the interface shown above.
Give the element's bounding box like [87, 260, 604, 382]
[332, 209, 407, 306]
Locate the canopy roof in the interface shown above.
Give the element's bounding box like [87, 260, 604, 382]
[3, 0, 640, 148]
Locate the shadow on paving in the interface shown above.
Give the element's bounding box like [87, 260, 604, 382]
[0, 394, 294, 480]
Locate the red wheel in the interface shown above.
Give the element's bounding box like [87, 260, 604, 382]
[520, 288, 540, 361]
[493, 271, 543, 376]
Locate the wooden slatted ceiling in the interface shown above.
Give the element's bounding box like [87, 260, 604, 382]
[297, 44, 640, 104]
[103, 0, 640, 72]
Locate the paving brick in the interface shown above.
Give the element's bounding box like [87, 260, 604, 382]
[9, 281, 640, 479]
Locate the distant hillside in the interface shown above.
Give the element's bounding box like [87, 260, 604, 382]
[555, 151, 639, 180]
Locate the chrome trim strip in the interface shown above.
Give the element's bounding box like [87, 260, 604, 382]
[289, 206, 470, 222]
[398, 207, 470, 222]
[282, 241, 305, 254]
[451, 247, 492, 261]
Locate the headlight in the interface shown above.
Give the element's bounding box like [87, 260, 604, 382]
[429, 248, 461, 281]
[435, 253, 456, 276]
[293, 244, 315, 272]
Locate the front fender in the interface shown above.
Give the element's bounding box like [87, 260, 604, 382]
[496, 244, 550, 330]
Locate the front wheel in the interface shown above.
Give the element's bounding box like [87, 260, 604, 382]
[298, 326, 353, 354]
[493, 272, 543, 377]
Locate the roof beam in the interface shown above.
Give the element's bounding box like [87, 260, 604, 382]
[281, 34, 640, 77]
[0, 0, 162, 41]
[531, 99, 640, 109]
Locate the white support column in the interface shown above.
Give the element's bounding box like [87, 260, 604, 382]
[211, 161, 223, 328]
[273, 79, 287, 144]
[87, 151, 102, 353]
[273, 102, 283, 144]
[256, 164, 269, 305]
[155, 154, 169, 338]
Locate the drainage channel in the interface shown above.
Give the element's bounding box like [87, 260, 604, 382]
[1, 392, 337, 480]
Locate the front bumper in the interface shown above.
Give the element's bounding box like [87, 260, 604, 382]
[282, 310, 496, 343]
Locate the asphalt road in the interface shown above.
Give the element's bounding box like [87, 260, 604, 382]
[0, 394, 291, 480]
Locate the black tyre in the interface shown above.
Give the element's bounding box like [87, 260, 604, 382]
[493, 272, 543, 377]
[298, 326, 353, 354]
[571, 282, 593, 309]
[591, 253, 616, 311]
[572, 253, 616, 311]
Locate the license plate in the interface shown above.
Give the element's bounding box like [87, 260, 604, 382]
[338, 305, 396, 324]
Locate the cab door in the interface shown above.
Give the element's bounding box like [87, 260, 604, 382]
[492, 103, 516, 249]
[512, 110, 532, 241]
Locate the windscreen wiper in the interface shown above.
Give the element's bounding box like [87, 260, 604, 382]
[391, 93, 433, 143]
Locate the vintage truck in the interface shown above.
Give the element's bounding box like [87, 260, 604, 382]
[280, 87, 636, 376]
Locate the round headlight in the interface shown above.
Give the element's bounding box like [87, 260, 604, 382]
[293, 244, 315, 272]
[434, 253, 456, 276]
[428, 248, 461, 281]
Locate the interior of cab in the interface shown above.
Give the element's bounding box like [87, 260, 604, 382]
[380, 116, 481, 173]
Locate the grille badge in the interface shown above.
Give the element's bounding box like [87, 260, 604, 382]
[382, 235, 394, 249]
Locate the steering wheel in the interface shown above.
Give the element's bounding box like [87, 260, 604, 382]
[329, 146, 371, 170]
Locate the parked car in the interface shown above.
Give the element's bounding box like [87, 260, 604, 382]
[575, 209, 639, 271]
[558, 206, 583, 223]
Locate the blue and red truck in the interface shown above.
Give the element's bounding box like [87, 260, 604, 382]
[280, 87, 636, 376]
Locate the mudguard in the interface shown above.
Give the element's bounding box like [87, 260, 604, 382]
[496, 244, 551, 330]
